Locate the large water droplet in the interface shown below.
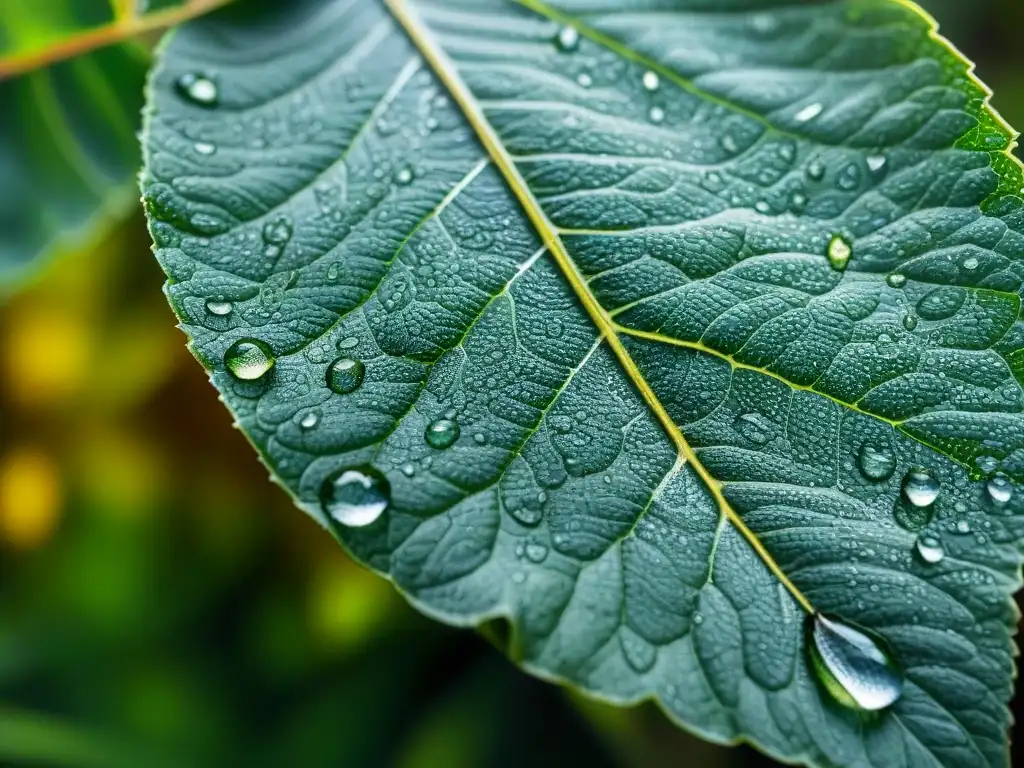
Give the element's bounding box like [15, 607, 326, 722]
[224, 339, 274, 380]
[555, 26, 580, 51]
[327, 357, 365, 394]
[915, 534, 945, 564]
[886, 273, 906, 289]
[175, 73, 218, 106]
[206, 299, 232, 316]
[425, 417, 460, 449]
[902, 468, 939, 508]
[320, 467, 390, 528]
[827, 234, 852, 271]
[857, 444, 896, 482]
[807, 614, 903, 711]
[987, 473, 1013, 504]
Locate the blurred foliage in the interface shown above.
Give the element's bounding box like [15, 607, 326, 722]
[2, 0, 1024, 766]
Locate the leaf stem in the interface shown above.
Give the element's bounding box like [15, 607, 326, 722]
[0, 0, 234, 81]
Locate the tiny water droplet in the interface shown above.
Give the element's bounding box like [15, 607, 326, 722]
[642, 70, 660, 91]
[556, 26, 580, 51]
[902, 468, 939, 508]
[320, 467, 390, 528]
[795, 102, 823, 123]
[300, 411, 320, 430]
[525, 542, 549, 563]
[648, 106, 665, 124]
[194, 141, 216, 155]
[808, 614, 903, 711]
[915, 534, 945, 564]
[336, 336, 359, 350]
[789, 191, 808, 213]
[262, 215, 293, 246]
[401, 462, 416, 478]
[224, 339, 274, 380]
[395, 166, 414, 185]
[327, 357, 365, 394]
[956, 519, 971, 534]
[962, 256, 980, 270]
[425, 418, 460, 449]
[886, 273, 906, 288]
[206, 300, 232, 316]
[176, 73, 218, 106]
[576, 72, 592, 88]
[473, 432, 487, 445]
[987, 473, 1013, 504]
[902, 313, 918, 331]
[866, 154, 887, 174]
[827, 234, 852, 271]
[806, 159, 826, 181]
[857, 444, 896, 482]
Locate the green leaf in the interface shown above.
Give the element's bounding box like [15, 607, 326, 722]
[141, 1, 1024, 765]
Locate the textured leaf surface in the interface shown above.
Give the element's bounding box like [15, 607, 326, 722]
[142, 1, 1024, 766]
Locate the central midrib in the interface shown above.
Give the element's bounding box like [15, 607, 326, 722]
[383, 0, 817, 616]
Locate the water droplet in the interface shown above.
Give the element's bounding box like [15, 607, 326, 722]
[735, 412, 772, 444]
[789, 191, 808, 213]
[224, 339, 274, 381]
[619, 629, 657, 673]
[902, 313, 918, 331]
[327, 357, 365, 394]
[176, 73, 218, 106]
[524, 542, 549, 563]
[807, 614, 903, 711]
[858, 444, 896, 482]
[987, 473, 1013, 504]
[395, 166, 414, 185]
[336, 336, 359, 350]
[473, 432, 487, 445]
[976, 455, 999, 474]
[556, 26, 580, 51]
[955, 519, 971, 534]
[401, 462, 416, 478]
[262, 215, 293, 246]
[962, 256, 979, 271]
[206, 299, 232, 316]
[194, 141, 216, 155]
[642, 70, 660, 91]
[648, 106, 665, 124]
[300, 411, 320, 430]
[866, 154, 887, 174]
[806, 159, 826, 181]
[425, 417, 460, 449]
[320, 467, 390, 528]
[827, 234, 852, 271]
[721, 134, 740, 154]
[795, 102, 823, 123]
[576, 72, 592, 88]
[902, 468, 939, 508]
[886, 273, 906, 289]
[915, 534, 945, 564]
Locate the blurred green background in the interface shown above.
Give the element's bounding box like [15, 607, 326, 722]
[2, 1, 1024, 766]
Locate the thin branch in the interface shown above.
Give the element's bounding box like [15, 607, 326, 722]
[0, 0, 234, 80]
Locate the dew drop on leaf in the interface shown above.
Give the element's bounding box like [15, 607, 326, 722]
[886, 273, 906, 289]
[902, 468, 939, 508]
[826, 234, 852, 271]
[976, 455, 999, 474]
[648, 106, 665, 124]
[524, 542, 549, 563]
[866, 154, 887, 175]
[395, 166, 414, 185]
[555, 26, 580, 51]
[262, 215, 293, 246]
[987, 473, 1013, 504]
[807, 613, 903, 711]
[915, 534, 945, 564]
[175, 73, 218, 106]
[206, 299, 232, 316]
[194, 141, 216, 155]
[902, 313, 918, 331]
[327, 357, 365, 394]
[224, 339, 274, 381]
[794, 102, 823, 122]
[857, 444, 896, 482]
[300, 412, 319, 430]
[642, 70, 660, 91]
[962, 256, 979, 270]
[425, 417, 460, 449]
[320, 467, 390, 528]
[806, 159, 826, 181]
